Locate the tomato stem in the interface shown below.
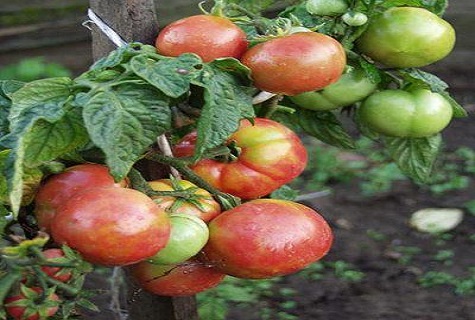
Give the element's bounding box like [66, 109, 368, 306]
[145, 153, 241, 210]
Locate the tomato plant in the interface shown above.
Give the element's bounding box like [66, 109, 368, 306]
[50, 187, 171, 266]
[356, 7, 456, 68]
[174, 118, 308, 199]
[289, 63, 378, 110]
[34, 163, 127, 233]
[358, 89, 453, 138]
[130, 260, 226, 296]
[155, 14, 249, 62]
[40, 248, 72, 283]
[241, 32, 346, 95]
[149, 179, 221, 222]
[149, 213, 209, 265]
[0, 0, 467, 316]
[4, 286, 60, 320]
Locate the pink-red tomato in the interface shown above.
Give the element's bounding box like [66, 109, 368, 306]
[34, 163, 127, 233]
[201, 199, 333, 279]
[149, 179, 221, 222]
[51, 187, 170, 266]
[40, 248, 72, 283]
[241, 32, 346, 95]
[155, 15, 248, 62]
[130, 260, 226, 296]
[173, 118, 308, 199]
[5, 287, 60, 320]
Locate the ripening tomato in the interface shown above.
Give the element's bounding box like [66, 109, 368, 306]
[149, 179, 221, 222]
[40, 248, 72, 283]
[241, 32, 346, 95]
[173, 118, 308, 199]
[51, 187, 170, 266]
[34, 163, 127, 233]
[155, 15, 248, 62]
[356, 7, 456, 68]
[5, 287, 60, 320]
[148, 214, 209, 265]
[130, 260, 226, 296]
[358, 89, 453, 137]
[201, 199, 333, 279]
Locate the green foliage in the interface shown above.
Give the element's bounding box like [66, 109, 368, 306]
[418, 268, 475, 295]
[0, 58, 71, 82]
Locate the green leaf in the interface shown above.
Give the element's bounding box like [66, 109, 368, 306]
[1, 78, 73, 216]
[440, 92, 468, 118]
[191, 60, 255, 160]
[400, 69, 448, 92]
[270, 185, 299, 201]
[82, 84, 171, 180]
[89, 43, 154, 71]
[292, 109, 356, 149]
[376, 0, 448, 15]
[76, 298, 100, 312]
[0, 205, 10, 235]
[130, 53, 203, 98]
[223, 0, 276, 14]
[22, 104, 89, 167]
[0, 81, 24, 136]
[384, 134, 442, 183]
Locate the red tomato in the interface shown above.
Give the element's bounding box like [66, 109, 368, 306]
[130, 260, 226, 296]
[50, 187, 170, 266]
[40, 248, 72, 283]
[155, 15, 248, 62]
[241, 32, 346, 95]
[173, 118, 308, 199]
[201, 199, 333, 279]
[5, 287, 59, 320]
[149, 179, 221, 222]
[34, 163, 127, 233]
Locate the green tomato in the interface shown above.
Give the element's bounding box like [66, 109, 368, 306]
[306, 0, 348, 16]
[358, 89, 453, 138]
[149, 213, 209, 265]
[342, 12, 368, 26]
[356, 7, 456, 68]
[289, 65, 377, 111]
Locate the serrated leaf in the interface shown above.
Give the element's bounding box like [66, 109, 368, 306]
[0, 81, 24, 136]
[89, 43, 149, 71]
[76, 298, 100, 312]
[82, 84, 171, 180]
[400, 69, 448, 92]
[270, 185, 299, 201]
[440, 92, 468, 118]
[384, 134, 442, 183]
[130, 53, 203, 98]
[293, 109, 356, 149]
[191, 62, 255, 160]
[22, 105, 88, 167]
[223, 0, 276, 14]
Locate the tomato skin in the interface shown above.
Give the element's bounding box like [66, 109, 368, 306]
[148, 214, 209, 265]
[306, 0, 348, 16]
[40, 248, 72, 283]
[289, 64, 377, 110]
[5, 287, 59, 320]
[201, 199, 333, 279]
[50, 187, 170, 266]
[358, 89, 453, 138]
[241, 32, 346, 95]
[155, 15, 248, 62]
[149, 179, 221, 222]
[130, 260, 226, 296]
[174, 118, 308, 199]
[356, 7, 455, 68]
[34, 163, 127, 233]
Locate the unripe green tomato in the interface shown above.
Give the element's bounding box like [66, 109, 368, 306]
[149, 213, 209, 265]
[306, 0, 348, 16]
[358, 89, 453, 138]
[356, 7, 456, 68]
[289, 65, 377, 110]
[342, 12, 368, 26]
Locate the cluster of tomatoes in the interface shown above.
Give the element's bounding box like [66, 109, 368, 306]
[3, 2, 459, 318]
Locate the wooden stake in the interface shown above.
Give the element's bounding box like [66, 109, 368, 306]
[88, 1, 199, 319]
